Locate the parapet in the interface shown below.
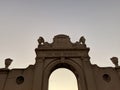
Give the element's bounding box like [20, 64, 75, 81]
[37, 34, 88, 49]
[35, 34, 90, 58]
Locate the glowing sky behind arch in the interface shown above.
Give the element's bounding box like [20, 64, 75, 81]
[0, 0, 120, 68]
[49, 68, 78, 90]
[0, 1, 120, 89]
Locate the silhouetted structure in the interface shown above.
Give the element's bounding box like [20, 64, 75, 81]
[0, 34, 120, 90]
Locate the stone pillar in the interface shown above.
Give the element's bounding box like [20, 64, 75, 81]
[82, 57, 97, 90]
[32, 57, 44, 90]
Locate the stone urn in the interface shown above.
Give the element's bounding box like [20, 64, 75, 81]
[110, 57, 119, 67]
[5, 58, 13, 69]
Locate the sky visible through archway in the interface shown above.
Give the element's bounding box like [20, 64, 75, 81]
[0, 1, 120, 90]
[49, 68, 78, 90]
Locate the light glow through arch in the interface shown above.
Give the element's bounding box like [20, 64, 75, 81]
[49, 68, 78, 90]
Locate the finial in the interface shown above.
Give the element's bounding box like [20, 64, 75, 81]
[5, 58, 13, 69]
[110, 57, 119, 67]
[79, 36, 86, 45]
[38, 37, 44, 45]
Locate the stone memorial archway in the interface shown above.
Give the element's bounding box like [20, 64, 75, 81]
[1, 34, 120, 90]
[33, 34, 96, 90]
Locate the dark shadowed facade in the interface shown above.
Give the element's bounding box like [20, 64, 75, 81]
[0, 34, 120, 90]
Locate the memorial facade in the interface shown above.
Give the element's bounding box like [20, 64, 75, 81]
[0, 34, 120, 90]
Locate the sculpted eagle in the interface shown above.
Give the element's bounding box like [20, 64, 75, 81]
[38, 36, 44, 45]
[79, 36, 86, 45]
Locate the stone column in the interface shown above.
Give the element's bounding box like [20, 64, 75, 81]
[82, 57, 97, 90]
[32, 57, 44, 90]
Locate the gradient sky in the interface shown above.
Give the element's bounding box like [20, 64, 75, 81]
[0, 0, 120, 90]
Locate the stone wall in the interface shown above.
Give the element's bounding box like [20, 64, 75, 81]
[92, 65, 120, 90]
[0, 65, 34, 90]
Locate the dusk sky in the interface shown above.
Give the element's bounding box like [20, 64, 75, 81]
[0, 1, 120, 90]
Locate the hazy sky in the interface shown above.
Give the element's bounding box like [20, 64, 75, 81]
[0, 1, 120, 90]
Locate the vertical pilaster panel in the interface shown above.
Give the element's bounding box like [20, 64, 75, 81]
[82, 58, 97, 90]
[33, 57, 44, 90]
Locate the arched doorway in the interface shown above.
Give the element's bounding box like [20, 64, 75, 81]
[42, 59, 87, 90]
[49, 68, 78, 90]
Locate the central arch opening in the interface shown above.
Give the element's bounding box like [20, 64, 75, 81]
[49, 68, 78, 90]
